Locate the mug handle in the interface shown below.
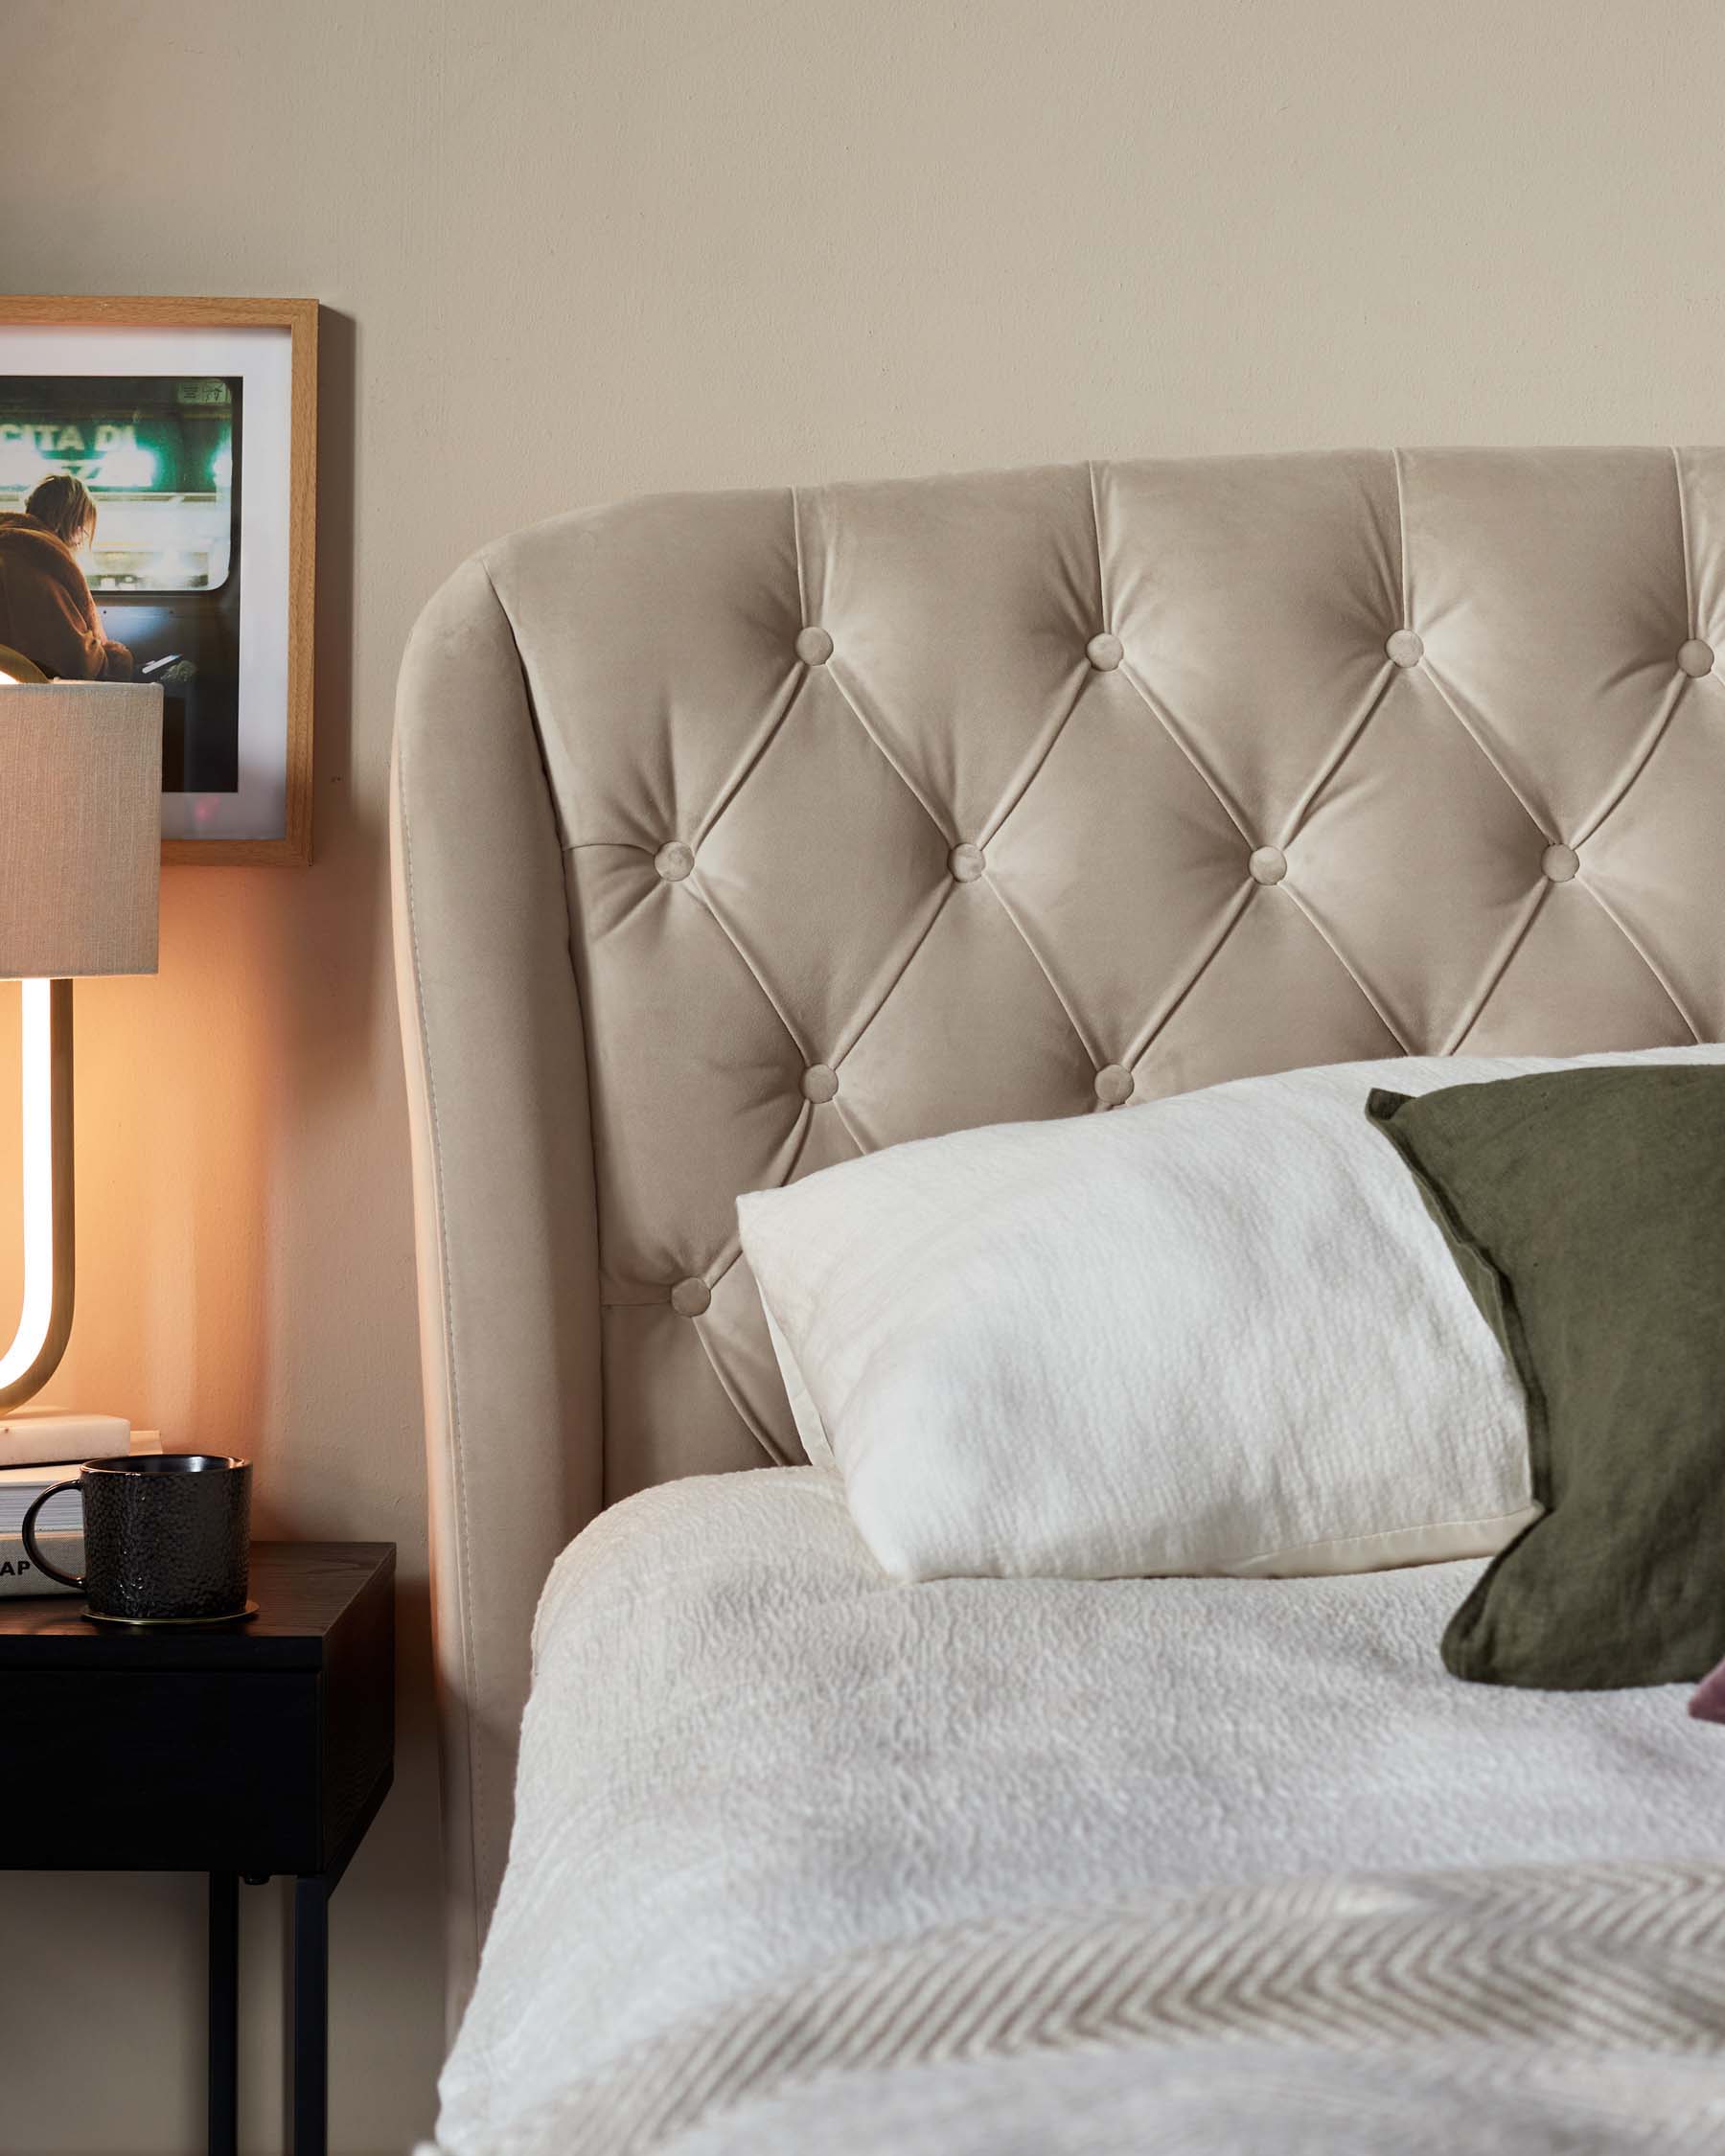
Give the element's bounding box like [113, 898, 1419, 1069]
[20, 1480, 84, 1591]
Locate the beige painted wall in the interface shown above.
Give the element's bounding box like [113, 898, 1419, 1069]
[4, 0, 1723, 2145]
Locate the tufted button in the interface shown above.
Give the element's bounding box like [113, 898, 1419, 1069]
[1093, 1064, 1134, 1108]
[1386, 630, 1424, 668]
[654, 840, 694, 882]
[670, 1276, 711, 1318]
[1678, 637, 1714, 677]
[1541, 843, 1579, 883]
[801, 1064, 839, 1104]
[795, 626, 834, 666]
[1087, 631, 1123, 671]
[949, 842, 984, 882]
[1248, 845, 1287, 885]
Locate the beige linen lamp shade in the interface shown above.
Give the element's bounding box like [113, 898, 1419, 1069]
[0, 682, 162, 1413]
[0, 684, 163, 980]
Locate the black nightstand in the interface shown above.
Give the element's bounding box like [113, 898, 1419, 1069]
[0, 1541, 395, 2156]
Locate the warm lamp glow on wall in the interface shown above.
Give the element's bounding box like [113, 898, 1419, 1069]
[0, 683, 162, 1420]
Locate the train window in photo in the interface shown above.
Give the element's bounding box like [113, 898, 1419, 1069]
[0, 375, 244, 795]
[0, 375, 239, 594]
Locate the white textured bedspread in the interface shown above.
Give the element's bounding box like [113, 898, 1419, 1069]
[432, 1470, 1725, 2154]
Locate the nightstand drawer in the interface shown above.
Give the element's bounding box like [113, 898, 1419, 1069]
[7, 1668, 325, 1871]
[0, 1544, 394, 2155]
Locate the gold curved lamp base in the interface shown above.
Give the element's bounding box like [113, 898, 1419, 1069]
[0, 979, 75, 1411]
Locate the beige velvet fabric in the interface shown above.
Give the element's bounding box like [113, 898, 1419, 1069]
[392, 448, 1725, 2022]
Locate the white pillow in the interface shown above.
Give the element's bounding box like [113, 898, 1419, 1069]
[738, 1046, 1723, 1583]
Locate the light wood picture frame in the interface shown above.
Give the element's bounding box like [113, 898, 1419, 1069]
[0, 296, 317, 864]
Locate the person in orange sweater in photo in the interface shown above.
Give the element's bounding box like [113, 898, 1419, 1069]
[0, 471, 133, 680]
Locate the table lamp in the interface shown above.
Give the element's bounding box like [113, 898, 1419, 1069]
[0, 682, 163, 1448]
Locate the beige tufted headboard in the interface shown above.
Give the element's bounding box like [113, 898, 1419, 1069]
[392, 447, 1725, 2016]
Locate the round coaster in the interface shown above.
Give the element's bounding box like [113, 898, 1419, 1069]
[82, 1600, 260, 1630]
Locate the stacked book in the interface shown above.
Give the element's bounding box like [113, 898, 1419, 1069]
[0, 1415, 156, 1598]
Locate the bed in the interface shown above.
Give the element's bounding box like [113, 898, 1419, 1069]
[392, 449, 1725, 2152]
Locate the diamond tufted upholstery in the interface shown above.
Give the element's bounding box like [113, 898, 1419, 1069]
[392, 447, 1725, 2015]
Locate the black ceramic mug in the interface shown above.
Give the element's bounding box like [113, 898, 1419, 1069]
[21, 1454, 252, 1623]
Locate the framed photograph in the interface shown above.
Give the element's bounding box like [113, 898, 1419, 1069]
[0, 297, 316, 864]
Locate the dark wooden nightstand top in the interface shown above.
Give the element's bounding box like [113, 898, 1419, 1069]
[0, 1540, 396, 1879]
[0, 1541, 393, 1670]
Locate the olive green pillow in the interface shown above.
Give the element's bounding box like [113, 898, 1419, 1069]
[1367, 1065, 1725, 1690]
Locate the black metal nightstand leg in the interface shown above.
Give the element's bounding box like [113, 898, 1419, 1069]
[291, 1873, 330, 2156]
[208, 1872, 240, 2156]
